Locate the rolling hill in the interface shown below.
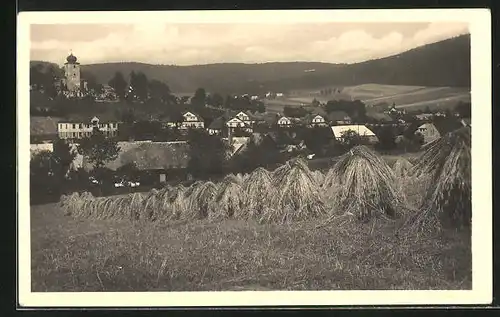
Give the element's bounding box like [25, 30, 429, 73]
[31, 34, 470, 95]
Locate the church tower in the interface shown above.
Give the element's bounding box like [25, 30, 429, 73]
[64, 52, 81, 92]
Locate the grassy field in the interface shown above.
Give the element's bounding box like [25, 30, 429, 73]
[264, 84, 471, 113]
[31, 201, 471, 292]
[31, 150, 471, 292]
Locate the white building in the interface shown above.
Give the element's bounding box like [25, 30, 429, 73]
[179, 111, 205, 130]
[277, 116, 292, 127]
[331, 125, 378, 144]
[57, 116, 119, 140]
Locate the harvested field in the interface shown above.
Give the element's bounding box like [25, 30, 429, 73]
[36, 135, 471, 292]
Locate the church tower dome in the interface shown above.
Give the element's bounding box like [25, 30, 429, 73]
[66, 53, 78, 64]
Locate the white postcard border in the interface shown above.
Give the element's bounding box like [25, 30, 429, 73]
[17, 8, 492, 307]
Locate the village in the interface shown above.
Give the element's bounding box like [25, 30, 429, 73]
[29, 52, 472, 201]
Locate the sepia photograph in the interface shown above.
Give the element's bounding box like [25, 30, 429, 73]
[17, 9, 491, 307]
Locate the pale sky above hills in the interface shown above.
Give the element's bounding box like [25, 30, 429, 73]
[30, 22, 468, 66]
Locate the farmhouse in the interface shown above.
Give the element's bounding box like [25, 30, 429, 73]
[234, 111, 257, 126]
[57, 115, 120, 140]
[405, 118, 465, 145]
[74, 140, 190, 184]
[179, 111, 204, 130]
[226, 117, 252, 132]
[331, 125, 378, 144]
[277, 116, 293, 127]
[303, 114, 328, 128]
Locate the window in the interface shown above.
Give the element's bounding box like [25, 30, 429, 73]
[79, 124, 83, 129]
[72, 124, 76, 129]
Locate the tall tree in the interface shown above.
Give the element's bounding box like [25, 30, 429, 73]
[149, 79, 171, 103]
[108, 71, 128, 100]
[130, 71, 149, 101]
[77, 128, 121, 169]
[190, 88, 207, 108]
[52, 139, 77, 177]
[187, 129, 231, 178]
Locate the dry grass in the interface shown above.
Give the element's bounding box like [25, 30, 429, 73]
[393, 158, 414, 178]
[45, 145, 474, 292]
[323, 146, 406, 221]
[60, 140, 470, 233]
[183, 181, 218, 220]
[262, 158, 326, 223]
[405, 127, 471, 234]
[208, 175, 246, 220]
[241, 167, 277, 220]
[31, 202, 472, 292]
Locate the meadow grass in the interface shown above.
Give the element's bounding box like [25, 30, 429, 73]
[31, 202, 471, 292]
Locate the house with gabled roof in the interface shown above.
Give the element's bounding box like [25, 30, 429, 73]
[277, 116, 293, 127]
[404, 117, 465, 146]
[179, 111, 205, 130]
[303, 113, 328, 128]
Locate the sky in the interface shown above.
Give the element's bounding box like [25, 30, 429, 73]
[30, 22, 469, 66]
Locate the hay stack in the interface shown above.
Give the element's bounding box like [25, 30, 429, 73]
[208, 174, 245, 220]
[242, 167, 277, 219]
[263, 158, 325, 223]
[141, 188, 160, 220]
[312, 170, 325, 187]
[156, 184, 189, 220]
[392, 157, 414, 178]
[60, 192, 84, 216]
[182, 181, 218, 220]
[409, 127, 471, 230]
[324, 146, 405, 221]
[271, 162, 291, 186]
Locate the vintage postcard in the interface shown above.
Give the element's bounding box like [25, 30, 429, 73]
[17, 9, 491, 307]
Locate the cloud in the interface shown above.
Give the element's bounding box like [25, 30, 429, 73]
[30, 22, 469, 65]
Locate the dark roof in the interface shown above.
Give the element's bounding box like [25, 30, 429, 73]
[327, 111, 351, 122]
[208, 117, 225, 130]
[87, 141, 190, 171]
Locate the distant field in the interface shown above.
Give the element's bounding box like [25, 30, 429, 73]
[264, 84, 471, 113]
